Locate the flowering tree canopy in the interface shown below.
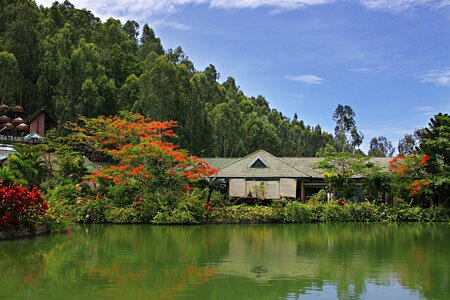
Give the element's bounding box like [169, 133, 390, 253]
[70, 112, 217, 195]
[389, 154, 430, 197]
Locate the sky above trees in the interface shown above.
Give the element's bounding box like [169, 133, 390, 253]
[35, 0, 450, 152]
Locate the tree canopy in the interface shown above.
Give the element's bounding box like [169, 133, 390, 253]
[0, 0, 334, 157]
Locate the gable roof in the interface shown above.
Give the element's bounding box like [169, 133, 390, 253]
[213, 149, 313, 178]
[25, 106, 56, 124]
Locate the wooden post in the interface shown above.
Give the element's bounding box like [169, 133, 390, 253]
[300, 180, 305, 202]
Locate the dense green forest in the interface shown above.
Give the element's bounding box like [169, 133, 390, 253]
[0, 0, 338, 157]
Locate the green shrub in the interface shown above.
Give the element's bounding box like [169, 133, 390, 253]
[152, 210, 172, 224]
[44, 200, 75, 232]
[346, 202, 380, 222]
[420, 206, 449, 222]
[376, 203, 418, 222]
[308, 189, 328, 203]
[132, 198, 160, 223]
[319, 202, 350, 222]
[308, 202, 326, 222]
[168, 205, 198, 224]
[104, 179, 139, 207]
[105, 207, 136, 223]
[75, 196, 110, 223]
[208, 206, 278, 223]
[284, 201, 312, 223]
[152, 192, 206, 224]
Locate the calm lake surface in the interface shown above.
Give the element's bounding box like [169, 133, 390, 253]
[1, 223, 449, 300]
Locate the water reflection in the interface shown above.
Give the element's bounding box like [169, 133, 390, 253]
[0, 223, 448, 299]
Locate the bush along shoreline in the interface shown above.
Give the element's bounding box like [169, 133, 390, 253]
[73, 196, 450, 225]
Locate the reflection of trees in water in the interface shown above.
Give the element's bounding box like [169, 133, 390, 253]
[0, 223, 448, 300]
[214, 223, 449, 300]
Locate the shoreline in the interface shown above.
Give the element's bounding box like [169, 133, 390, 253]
[0, 226, 49, 241]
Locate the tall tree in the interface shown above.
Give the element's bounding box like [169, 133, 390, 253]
[417, 113, 450, 164]
[138, 24, 163, 59]
[208, 101, 242, 157]
[133, 55, 178, 121]
[368, 136, 395, 157]
[416, 113, 450, 205]
[332, 104, 364, 153]
[397, 134, 416, 155]
[0, 51, 19, 102]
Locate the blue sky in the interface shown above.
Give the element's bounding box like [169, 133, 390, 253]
[37, 0, 450, 152]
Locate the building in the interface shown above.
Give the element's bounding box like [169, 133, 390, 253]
[204, 149, 390, 201]
[27, 107, 57, 136]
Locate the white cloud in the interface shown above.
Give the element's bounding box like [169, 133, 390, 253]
[35, 0, 208, 21]
[359, 0, 450, 11]
[34, 0, 450, 23]
[348, 66, 385, 73]
[210, 0, 334, 10]
[151, 20, 192, 30]
[415, 105, 437, 117]
[286, 74, 325, 84]
[35, 0, 335, 22]
[420, 68, 450, 86]
[415, 105, 434, 112]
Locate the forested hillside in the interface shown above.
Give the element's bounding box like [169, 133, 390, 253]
[0, 0, 334, 157]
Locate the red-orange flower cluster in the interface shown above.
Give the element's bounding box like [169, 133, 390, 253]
[406, 179, 429, 196]
[389, 154, 431, 197]
[73, 113, 218, 193]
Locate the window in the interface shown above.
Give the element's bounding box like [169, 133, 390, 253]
[249, 157, 269, 168]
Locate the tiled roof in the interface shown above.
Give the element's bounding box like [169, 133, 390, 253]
[203, 150, 391, 179]
[205, 149, 312, 178]
[201, 158, 237, 169]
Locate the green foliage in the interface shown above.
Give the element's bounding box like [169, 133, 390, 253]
[208, 206, 278, 223]
[345, 202, 380, 222]
[0, 166, 25, 186]
[6, 145, 50, 187]
[316, 202, 351, 222]
[153, 191, 206, 224]
[317, 152, 371, 200]
[1, 0, 333, 158]
[105, 207, 135, 224]
[75, 196, 110, 223]
[0, 51, 19, 99]
[284, 201, 312, 223]
[308, 189, 328, 203]
[416, 113, 450, 206]
[398, 134, 417, 156]
[44, 200, 75, 232]
[204, 202, 448, 224]
[332, 104, 364, 153]
[368, 136, 395, 157]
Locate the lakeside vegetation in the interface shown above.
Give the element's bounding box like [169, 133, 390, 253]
[0, 1, 449, 233]
[1, 112, 449, 233]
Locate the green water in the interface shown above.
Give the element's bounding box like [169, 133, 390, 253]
[0, 223, 449, 300]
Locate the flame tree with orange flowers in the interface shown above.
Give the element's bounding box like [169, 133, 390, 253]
[389, 154, 432, 205]
[69, 112, 217, 215]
